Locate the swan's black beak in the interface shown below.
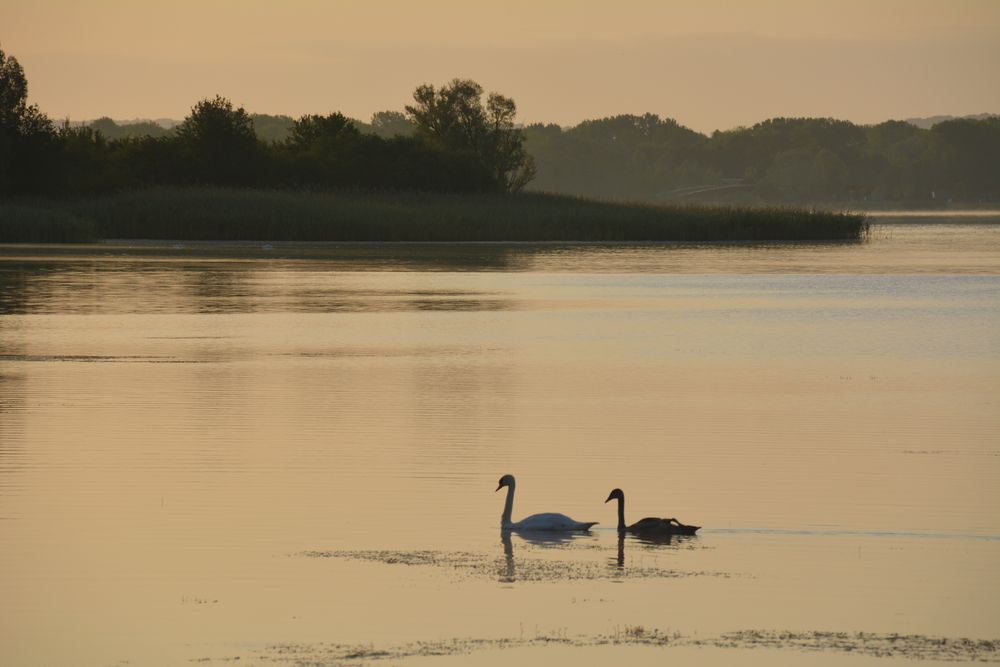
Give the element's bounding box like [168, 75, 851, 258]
[495, 483, 503, 492]
[604, 495, 613, 503]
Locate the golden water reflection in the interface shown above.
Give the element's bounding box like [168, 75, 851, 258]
[0, 224, 998, 666]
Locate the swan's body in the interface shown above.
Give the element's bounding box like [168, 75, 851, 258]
[509, 512, 594, 531]
[496, 474, 597, 531]
[605, 488, 700, 535]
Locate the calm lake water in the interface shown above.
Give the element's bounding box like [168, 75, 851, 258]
[1, 223, 999, 666]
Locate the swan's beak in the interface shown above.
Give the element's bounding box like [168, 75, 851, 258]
[495, 483, 503, 492]
[604, 496, 613, 503]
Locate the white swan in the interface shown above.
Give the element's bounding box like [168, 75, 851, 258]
[496, 474, 597, 531]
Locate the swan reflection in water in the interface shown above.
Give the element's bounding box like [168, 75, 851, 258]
[612, 531, 696, 570]
[498, 529, 697, 581]
[499, 528, 591, 583]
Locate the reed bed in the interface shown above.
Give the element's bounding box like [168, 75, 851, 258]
[2, 187, 868, 243]
[0, 204, 96, 243]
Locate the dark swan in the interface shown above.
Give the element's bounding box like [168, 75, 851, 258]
[604, 488, 700, 535]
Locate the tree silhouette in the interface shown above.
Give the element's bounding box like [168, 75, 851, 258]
[287, 112, 358, 151]
[1, 43, 995, 203]
[1, 44, 56, 193]
[406, 79, 535, 192]
[176, 96, 260, 184]
[370, 110, 414, 138]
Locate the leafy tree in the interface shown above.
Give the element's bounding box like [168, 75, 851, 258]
[280, 112, 362, 186]
[370, 110, 414, 138]
[279, 111, 492, 192]
[177, 96, 255, 144]
[87, 117, 170, 140]
[406, 79, 535, 192]
[176, 96, 261, 185]
[865, 120, 920, 152]
[931, 118, 1000, 199]
[286, 112, 358, 151]
[0, 47, 53, 136]
[524, 114, 709, 199]
[250, 113, 294, 143]
[0, 45, 56, 193]
[481, 92, 536, 192]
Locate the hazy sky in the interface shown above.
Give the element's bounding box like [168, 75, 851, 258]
[3, 0, 999, 132]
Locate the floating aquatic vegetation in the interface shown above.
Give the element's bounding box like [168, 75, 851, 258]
[0, 353, 196, 363]
[695, 630, 1000, 662]
[298, 548, 726, 582]
[205, 628, 999, 665]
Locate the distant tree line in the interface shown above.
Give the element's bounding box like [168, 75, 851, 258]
[2, 43, 997, 204]
[0, 45, 532, 196]
[61, 112, 1000, 205]
[78, 110, 416, 144]
[523, 114, 1000, 204]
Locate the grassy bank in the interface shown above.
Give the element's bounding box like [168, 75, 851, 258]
[1, 187, 868, 243]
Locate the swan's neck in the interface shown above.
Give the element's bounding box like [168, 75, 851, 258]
[616, 496, 626, 531]
[501, 482, 515, 527]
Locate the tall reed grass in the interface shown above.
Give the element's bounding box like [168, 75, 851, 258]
[0, 204, 96, 242]
[2, 187, 868, 243]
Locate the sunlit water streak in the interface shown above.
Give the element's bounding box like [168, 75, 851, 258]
[0, 223, 998, 666]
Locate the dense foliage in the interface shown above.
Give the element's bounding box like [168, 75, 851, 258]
[0, 47, 58, 194]
[49, 112, 1000, 205]
[524, 114, 1000, 204]
[1, 43, 996, 204]
[406, 79, 536, 192]
[0, 47, 528, 196]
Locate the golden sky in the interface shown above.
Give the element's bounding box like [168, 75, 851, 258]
[3, 0, 999, 132]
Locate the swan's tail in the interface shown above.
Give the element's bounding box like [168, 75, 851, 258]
[578, 522, 599, 531]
